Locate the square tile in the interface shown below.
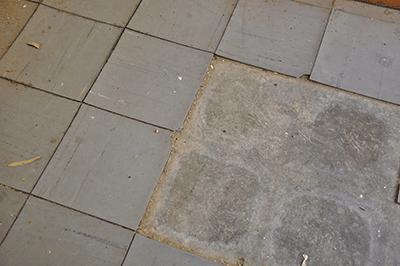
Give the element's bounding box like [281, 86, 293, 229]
[85, 30, 212, 130]
[0, 186, 28, 242]
[123, 234, 223, 266]
[0, 0, 38, 58]
[310, 9, 400, 104]
[0, 79, 79, 192]
[33, 104, 171, 229]
[0, 196, 133, 265]
[0, 5, 122, 100]
[216, 0, 331, 77]
[42, 0, 141, 26]
[128, 0, 237, 52]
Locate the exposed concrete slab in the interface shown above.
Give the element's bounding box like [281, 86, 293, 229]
[216, 0, 330, 77]
[0, 0, 37, 58]
[0, 196, 133, 265]
[0, 5, 122, 100]
[0, 78, 79, 192]
[0, 186, 28, 243]
[311, 6, 400, 105]
[33, 104, 171, 229]
[86, 30, 212, 130]
[123, 234, 223, 266]
[42, 0, 141, 26]
[139, 58, 400, 266]
[128, 0, 237, 52]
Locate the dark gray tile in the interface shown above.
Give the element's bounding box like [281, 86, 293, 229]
[0, 186, 28, 242]
[85, 30, 212, 130]
[33, 104, 171, 229]
[42, 0, 141, 26]
[0, 78, 79, 192]
[0, 196, 133, 266]
[310, 8, 400, 104]
[0, 0, 37, 58]
[127, 0, 237, 52]
[216, 0, 330, 77]
[139, 58, 400, 265]
[0, 5, 122, 100]
[123, 234, 223, 266]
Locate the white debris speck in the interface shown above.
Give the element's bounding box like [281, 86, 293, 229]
[359, 195, 363, 198]
[178, 77, 182, 80]
[90, 116, 95, 119]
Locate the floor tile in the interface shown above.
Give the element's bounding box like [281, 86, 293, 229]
[311, 9, 400, 104]
[0, 0, 37, 58]
[42, 0, 141, 26]
[127, 0, 237, 52]
[0, 79, 79, 192]
[216, 0, 330, 77]
[33, 104, 171, 229]
[123, 234, 223, 266]
[0, 5, 122, 101]
[85, 30, 212, 130]
[0, 186, 28, 242]
[139, 57, 400, 265]
[0, 196, 133, 266]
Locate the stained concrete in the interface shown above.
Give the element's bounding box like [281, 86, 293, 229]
[138, 58, 400, 266]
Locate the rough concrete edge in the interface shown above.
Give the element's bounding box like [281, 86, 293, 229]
[355, 0, 400, 10]
[334, 0, 400, 24]
[136, 56, 235, 266]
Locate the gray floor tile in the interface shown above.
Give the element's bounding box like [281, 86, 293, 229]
[0, 196, 133, 266]
[310, 8, 400, 104]
[216, 0, 330, 77]
[42, 0, 141, 26]
[0, 5, 122, 101]
[127, 0, 237, 52]
[85, 30, 212, 130]
[33, 104, 171, 229]
[123, 234, 223, 266]
[0, 186, 28, 242]
[0, 79, 79, 192]
[0, 0, 37, 58]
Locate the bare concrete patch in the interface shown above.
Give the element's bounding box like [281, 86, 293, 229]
[138, 57, 400, 266]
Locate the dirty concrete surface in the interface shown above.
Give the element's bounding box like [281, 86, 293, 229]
[139, 58, 400, 266]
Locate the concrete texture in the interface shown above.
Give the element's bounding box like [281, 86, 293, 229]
[216, 0, 331, 77]
[0, 78, 79, 192]
[86, 30, 212, 130]
[0, 186, 28, 243]
[139, 58, 400, 266]
[0, 0, 37, 58]
[0, 196, 133, 266]
[311, 6, 400, 104]
[128, 0, 237, 52]
[0, 5, 121, 100]
[42, 0, 141, 26]
[123, 234, 223, 266]
[33, 104, 172, 229]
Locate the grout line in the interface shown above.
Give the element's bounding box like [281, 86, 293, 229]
[213, 0, 240, 54]
[309, 8, 335, 77]
[119, 233, 137, 266]
[0, 3, 40, 62]
[0, 76, 81, 103]
[30, 194, 137, 231]
[125, 28, 214, 54]
[0, 187, 31, 246]
[123, 0, 144, 28]
[80, 28, 126, 102]
[82, 102, 174, 132]
[28, 104, 83, 194]
[39, 3, 125, 28]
